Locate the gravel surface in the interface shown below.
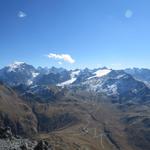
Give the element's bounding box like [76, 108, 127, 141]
[0, 138, 37, 150]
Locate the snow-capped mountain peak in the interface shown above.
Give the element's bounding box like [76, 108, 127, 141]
[0, 61, 39, 86]
[1, 62, 150, 103]
[8, 61, 25, 72]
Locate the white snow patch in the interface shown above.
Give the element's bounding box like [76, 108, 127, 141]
[32, 72, 39, 78]
[27, 80, 33, 85]
[88, 69, 111, 79]
[57, 70, 80, 86]
[115, 74, 125, 79]
[95, 69, 111, 77]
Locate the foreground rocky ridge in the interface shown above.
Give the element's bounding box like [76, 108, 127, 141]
[0, 126, 52, 150]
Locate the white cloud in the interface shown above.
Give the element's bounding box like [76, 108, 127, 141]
[47, 53, 75, 64]
[125, 9, 133, 18]
[18, 11, 27, 18]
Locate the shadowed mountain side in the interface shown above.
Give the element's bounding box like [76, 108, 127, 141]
[0, 83, 37, 136]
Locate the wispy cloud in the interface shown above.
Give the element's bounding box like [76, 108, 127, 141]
[47, 53, 75, 64]
[124, 9, 133, 18]
[18, 11, 27, 18]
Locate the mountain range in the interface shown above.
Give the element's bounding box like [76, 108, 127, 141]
[1, 61, 150, 103]
[0, 61, 150, 150]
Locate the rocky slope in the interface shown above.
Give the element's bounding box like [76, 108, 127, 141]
[0, 82, 37, 136]
[0, 126, 53, 150]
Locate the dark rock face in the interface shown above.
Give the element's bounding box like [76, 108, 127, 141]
[20, 143, 28, 150]
[34, 140, 52, 150]
[35, 72, 70, 86]
[0, 127, 13, 139]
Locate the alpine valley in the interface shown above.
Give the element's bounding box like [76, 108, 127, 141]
[0, 61, 150, 150]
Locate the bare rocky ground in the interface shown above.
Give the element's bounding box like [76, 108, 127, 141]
[0, 127, 52, 150]
[0, 138, 36, 150]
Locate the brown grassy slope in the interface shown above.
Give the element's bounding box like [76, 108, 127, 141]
[0, 84, 37, 136]
[32, 96, 136, 150]
[0, 84, 148, 150]
[120, 103, 150, 150]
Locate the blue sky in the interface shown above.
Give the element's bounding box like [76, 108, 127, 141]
[1, 0, 150, 69]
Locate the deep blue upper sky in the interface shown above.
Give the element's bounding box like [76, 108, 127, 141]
[1, 0, 150, 69]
